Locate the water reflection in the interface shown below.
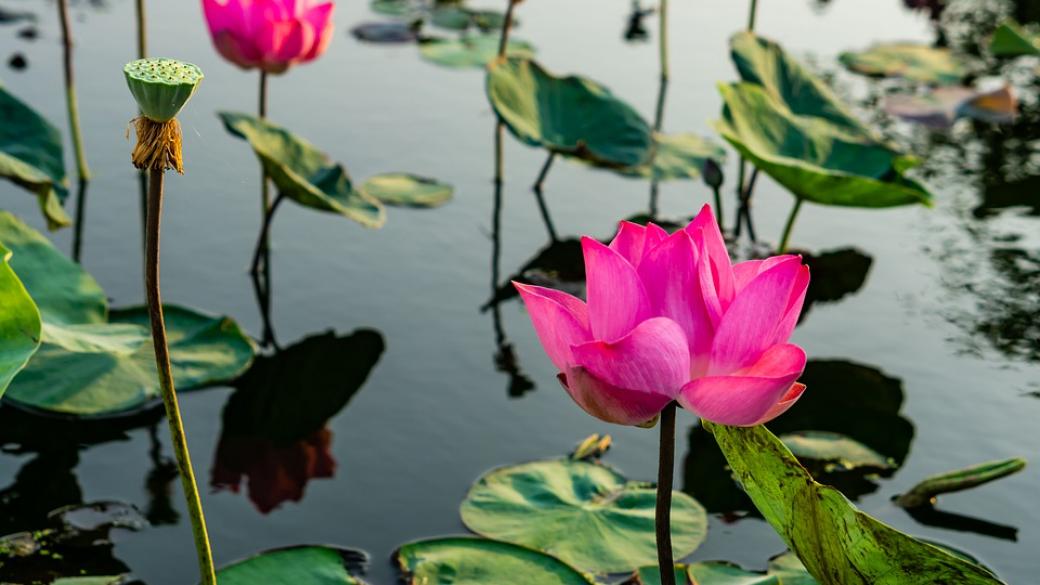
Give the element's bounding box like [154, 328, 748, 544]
[902, 503, 1019, 542]
[0, 406, 159, 582]
[683, 359, 915, 513]
[211, 329, 385, 513]
[623, 1, 654, 43]
[796, 247, 873, 322]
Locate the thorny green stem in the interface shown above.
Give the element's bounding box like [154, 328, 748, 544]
[777, 197, 803, 253]
[58, 0, 90, 181]
[656, 402, 677, 585]
[145, 168, 217, 585]
[257, 70, 272, 271]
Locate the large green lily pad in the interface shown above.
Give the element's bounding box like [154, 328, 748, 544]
[420, 35, 535, 69]
[395, 537, 595, 584]
[990, 21, 1040, 57]
[216, 545, 369, 584]
[839, 43, 966, 85]
[0, 212, 255, 416]
[488, 56, 654, 168]
[0, 84, 70, 229]
[219, 112, 385, 228]
[359, 173, 453, 208]
[460, 458, 708, 574]
[715, 33, 931, 208]
[7, 305, 255, 416]
[0, 241, 40, 400]
[706, 423, 1005, 584]
[0, 211, 106, 324]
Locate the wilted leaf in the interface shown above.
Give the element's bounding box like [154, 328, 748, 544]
[395, 537, 595, 584]
[488, 56, 653, 168]
[895, 458, 1027, 508]
[779, 430, 894, 473]
[884, 86, 1017, 129]
[459, 457, 708, 573]
[219, 112, 385, 228]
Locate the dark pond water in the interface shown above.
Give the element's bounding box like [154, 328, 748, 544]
[0, 0, 1038, 583]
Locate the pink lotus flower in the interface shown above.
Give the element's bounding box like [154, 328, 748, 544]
[515, 205, 809, 427]
[202, 0, 335, 74]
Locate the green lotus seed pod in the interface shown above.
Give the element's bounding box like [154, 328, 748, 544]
[124, 58, 203, 122]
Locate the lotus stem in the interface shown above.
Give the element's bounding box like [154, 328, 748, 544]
[251, 193, 286, 276]
[747, 0, 758, 32]
[777, 197, 802, 254]
[655, 402, 677, 585]
[532, 153, 559, 242]
[648, 75, 668, 219]
[712, 185, 723, 228]
[497, 0, 520, 58]
[58, 0, 90, 181]
[136, 0, 147, 58]
[659, 0, 669, 81]
[256, 71, 273, 272]
[145, 168, 217, 585]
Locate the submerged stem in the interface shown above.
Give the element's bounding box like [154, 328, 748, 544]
[656, 402, 677, 585]
[777, 197, 803, 253]
[251, 193, 286, 275]
[58, 0, 90, 181]
[145, 169, 217, 585]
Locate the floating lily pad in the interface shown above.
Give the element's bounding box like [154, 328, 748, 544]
[716, 33, 931, 208]
[52, 577, 126, 585]
[0, 84, 70, 229]
[395, 537, 595, 584]
[840, 43, 966, 85]
[359, 173, 453, 208]
[629, 553, 816, 585]
[7, 305, 255, 416]
[0, 241, 40, 400]
[0, 211, 104, 324]
[488, 56, 653, 168]
[586, 132, 726, 181]
[219, 112, 385, 228]
[779, 431, 894, 473]
[460, 458, 708, 574]
[350, 21, 418, 44]
[990, 21, 1040, 57]
[217, 545, 369, 584]
[0, 212, 255, 416]
[430, 6, 472, 30]
[706, 423, 1005, 585]
[370, 0, 417, 17]
[420, 35, 535, 69]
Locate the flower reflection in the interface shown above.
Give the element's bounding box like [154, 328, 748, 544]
[210, 329, 384, 514]
[212, 428, 335, 514]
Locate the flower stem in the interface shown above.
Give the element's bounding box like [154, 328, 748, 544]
[777, 197, 803, 254]
[656, 402, 677, 585]
[712, 185, 724, 229]
[747, 0, 759, 31]
[145, 169, 217, 585]
[57, 0, 90, 181]
[497, 0, 520, 58]
[659, 0, 669, 81]
[135, 0, 147, 58]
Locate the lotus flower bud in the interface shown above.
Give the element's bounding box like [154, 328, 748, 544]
[702, 158, 724, 190]
[124, 58, 204, 123]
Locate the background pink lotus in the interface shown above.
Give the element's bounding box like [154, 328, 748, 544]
[516, 206, 810, 427]
[202, 0, 335, 73]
